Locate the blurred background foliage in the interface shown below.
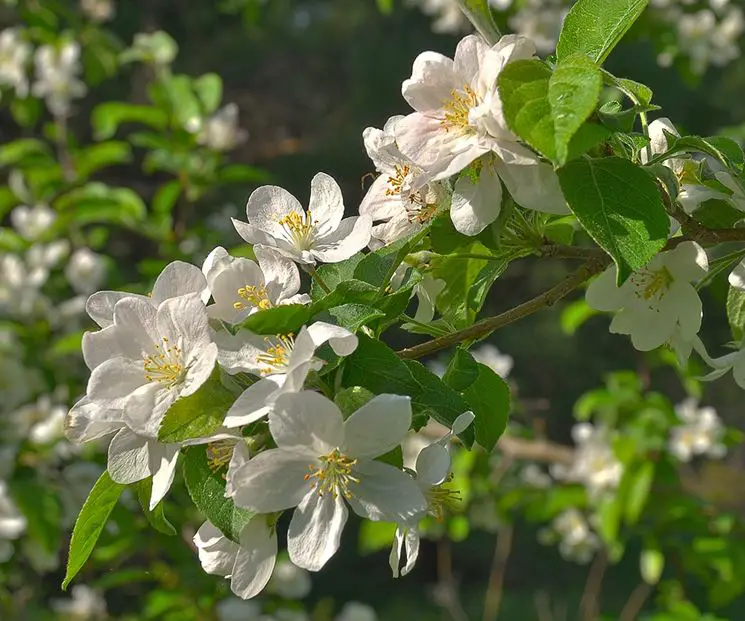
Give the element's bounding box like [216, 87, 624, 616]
[3, 0, 745, 619]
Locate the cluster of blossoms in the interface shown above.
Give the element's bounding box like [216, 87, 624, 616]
[409, 0, 744, 75]
[538, 508, 601, 564]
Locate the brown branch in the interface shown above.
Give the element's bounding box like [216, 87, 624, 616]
[579, 549, 608, 621]
[482, 524, 514, 621]
[498, 436, 574, 465]
[397, 257, 609, 360]
[619, 582, 653, 621]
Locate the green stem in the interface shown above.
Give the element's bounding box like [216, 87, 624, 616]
[304, 264, 331, 294]
[377, 226, 431, 297]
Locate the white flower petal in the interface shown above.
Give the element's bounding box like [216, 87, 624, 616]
[149, 443, 180, 509]
[665, 241, 708, 281]
[245, 185, 304, 239]
[107, 428, 151, 484]
[313, 216, 372, 263]
[271, 391, 344, 453]
[347, 460, 426, 523]
[65, 397, 123, 443]
[224, 376, 284, 428]
[401, 527, 420, 577]
[454, 35, 490, 89]
[255, 245, 302, 302]
[230, 519, 278, 600]
[729, 260, 745, 290]
[86, 291, 148, 328]
[415, 443, 451, 487]
[305, 321, 359, 356]
[232, 218, 277, 247]
[87, 357, 146, 401]
[585, 267, 628, 312]
[151, 261, 209, 306]
[496, 160, 569, 215]
[111, 297, 159, 356]
[402, 51, 458, 113]
[343, 394, 412, 460]
[194, 521, 239, 577]
[287, 491, 348, 571]
[156, 294, 212, 352]
[82, 326, 121, 370]
[308, 172, 344, 233]
[201, 246, 231, 291]
[230, 448, 315, 513]
[359, 175, 407, 222]
[450, 165, 503, 235]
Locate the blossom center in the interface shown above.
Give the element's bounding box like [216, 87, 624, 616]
[255, 334, 294, 374]
[304, 448, 359, 498]
[143, 337, 185, 388]
[206, 439, 238, 473]
[426, 477, 461, 521]
[385, 164, 411, 196]
[631, 266, 674, 303]
[233, 284, 272, 311]
[406, 201, 438, 224]
[441, 85, 479, 131]
[278, 210, 316, 250]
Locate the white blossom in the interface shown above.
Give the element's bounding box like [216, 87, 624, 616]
[195, 103, 248, 152]
[675, 8, 744, 75]
[520, 463, 552, 488]
[669, 398, 726, 462]
[202, 246, 309, 324]
[80, 0, 115, 23]
[233, 173, 372, 265]
[218, 322, 357, 427]
[539, 509, 600, 564]
[396, 34, 567, 235]
[335, 602, 379, 621]
[194, 519, 278, 600]
[0, 28, 30, 98]
[31, 41, 87, 116]
[50, 585, 107, 620]
[585, 241, 708, 352]
[360, 116, 446, 248]
[229, 391, 427, 571]
[66, 248, 107, 295]
[471, 344, 513, 378]
[0, 481, 26, 540]
[10, 204, 55, 240]
[12, 395, 67, 445]
[551, 423, 622, 499]
[267, 558, 312, 599]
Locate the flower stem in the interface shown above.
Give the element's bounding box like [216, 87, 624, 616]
[482, 523, 514, 621]
[303, 264, 331, 294]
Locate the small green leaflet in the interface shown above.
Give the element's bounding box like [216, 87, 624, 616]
[134, 478, 177, 536]
[62, 471, 125, 589]
[557, 0, 648, 65]
[557, 157, 668, 284]
[238, 304, 312, 335]
[727, 286, 745, 342]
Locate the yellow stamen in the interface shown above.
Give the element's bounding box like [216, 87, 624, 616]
[256, 334, 295, 374]
[233, 284, 273, 311]
[278, 210, 316, 250]
[630, 266, 674, 306]
[304, 448, 360, 499]
[386, 164, 412, 196]
[143, 337, 184, 388]
[206, 439, 238, 473]
[426, 475, 462, 521]
[441, 85, 478, 131]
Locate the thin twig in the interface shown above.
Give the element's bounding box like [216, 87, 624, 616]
[482, 524, 514, 621]
[619, 582, 653, 621]
[397, 257, 609, 360]
[303, 264, 331, 294]
[579, 549, 608, 621]
[435, 539, 469, 621]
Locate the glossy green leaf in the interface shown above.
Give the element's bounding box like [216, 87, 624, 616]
[334, 386, 375, 419]
[134, 478, 177, 536]
[557, 0, 648, 64]
[727, 286, 745, 342]
[557, 157, 668, 284]
[325, 303, 385, 332]
[62, 471, 125, 589]
[238, 304, 312, 335]
[442, 348, 479, 392]
[459, 360, 511, 452]
[182, 445, 253, 543]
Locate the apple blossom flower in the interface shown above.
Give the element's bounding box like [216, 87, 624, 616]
[31, 41, 87, 117]
[232, 173, 372, 265]
[218, 322, 358, 427]
[9, 204, 55, 240]
[194, 518, 278, 600]
[669, 398, 726, 462]
[228, 391, 427, 571]
[539, 509, 600, 564]
[395, 34, 567, 235]
[0, 481, 26, 541]
[202, 246, 309, 324]
[80, 0, 115, 22]
[50, 584, 107, 620]
[585, 241, 708, 352]
[360, 116, 447, 248]
[550, 423, 622, 499]
[12, 395, 67, 445]
[0, 28, 31, 98]
[66, 248, 107, 295]
[194, 103, 249, 152]
[390, 411, 473, 577]
[84, 260, 209, 329]
[471, 343, 513, 378]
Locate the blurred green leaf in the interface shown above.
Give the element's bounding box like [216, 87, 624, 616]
[91, 103, 168, 140]
[9, 475, 62, 554]
[73, 141, 133, 179]
[193, 73, 223, 115]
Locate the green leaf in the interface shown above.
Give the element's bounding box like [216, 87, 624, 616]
[694, 199, 745, 229]
[605, 73, 653, 108]
[182, 445, 253, 543]
[152, 180, 181, 215]
[334, 386, 375, 419]
[565, 122, 612, 162]
[193, 73, 223, 115]
[91, 103, 168, 140]
[62, 471, 125, 590]
[73, 141, 133, 179]
[325, 303, 385, 332]
[162, 74, 202, 128]
[311, 254, 365, 301]
[219, 164, 271, 184]
[442, 348, 479, 392]
[459, 360, 511, 452]
[376, 0, 394, 14]
[557, 157, 668, 284]
[649, 134, 745, 172]
[238, 304, 312, 335]
[727, 285, 745, 342]
[133, 478, 177, 536]
[353, 237, 411, 288]
[623, 461, 654, 525]
[55, 183, 147, 228]
[557, 0, 648, 65]
[158, 370, 235, 443]
[498, 60, 556, 161]
[548, 54, 603, 164]
[459, 0, 502, 44]
[0, 138, 52, 167]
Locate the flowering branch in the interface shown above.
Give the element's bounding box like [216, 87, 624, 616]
[397, 257, 610, 360]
